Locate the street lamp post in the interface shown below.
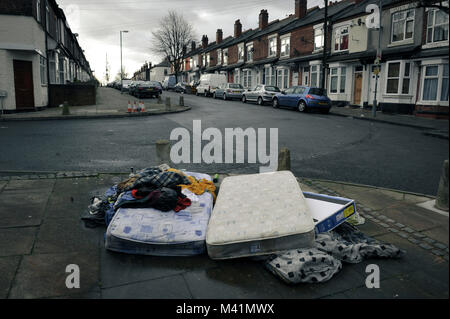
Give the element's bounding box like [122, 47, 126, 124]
[372, 0, 382, 117]
[120, 30, 129, 94]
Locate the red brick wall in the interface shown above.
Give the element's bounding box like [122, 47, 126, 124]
[210, 49, 218, 67]
[227, 44, 238, 65]
[415, 105, 450, 119]
[253, 36, 269, 61]
[291, 25, 314, 57]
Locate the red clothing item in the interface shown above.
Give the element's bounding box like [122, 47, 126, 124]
[174, 197, 192, 212]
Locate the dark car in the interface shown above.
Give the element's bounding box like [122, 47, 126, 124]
[272, 86, 331, 113]
[133, 81, 162, 98]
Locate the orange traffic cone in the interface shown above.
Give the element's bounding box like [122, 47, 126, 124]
[141, 102, 145, 112]
[133, 101, 137, 113]
[127, 101, 132, 113]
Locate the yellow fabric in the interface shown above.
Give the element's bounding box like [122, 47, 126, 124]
[167, 168, 188, 177]
[179, 175, 217, 202]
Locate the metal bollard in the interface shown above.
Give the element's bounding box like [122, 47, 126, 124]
[157, 95, 162, 104]
[277, 147, 291, 171]
[165, 97, 171, 111]
[156, 140, 171, 165]
[179, 96, 184, 107]
[435, 160, 449, 211]
[62, 101, 70, 115]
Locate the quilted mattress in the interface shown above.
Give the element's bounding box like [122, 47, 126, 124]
[206, 171, 316, 259]
[105, 172, 213, 256]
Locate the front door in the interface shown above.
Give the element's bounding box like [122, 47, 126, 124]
[353, 72, 363, 105]
[13, 60, 35, 109]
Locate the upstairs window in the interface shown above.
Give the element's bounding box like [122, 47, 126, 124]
[46, 5, 49, 32]
[334, 26, 349, 51]
[223, 49, 228, 65]
[217, 49, 222, 65]
[246, 44, 254, 61]
[238, 44, 244, 61]
[426, 9, 449, 43]
[206, 53, 210, 67]
[269, 37, 277, 57]
[314, 27, 324, 51]
[391, 9, 415, 42]
[280, 37, 290, 57]
[37, 0, 41, 22]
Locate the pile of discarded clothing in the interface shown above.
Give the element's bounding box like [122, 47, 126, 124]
[82, 168, 405, 284]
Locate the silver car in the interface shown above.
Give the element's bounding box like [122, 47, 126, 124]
[242, 85, 281, 105]
[213, 83, 245, 100]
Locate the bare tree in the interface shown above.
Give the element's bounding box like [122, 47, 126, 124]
[151, 11, 195, 84]
[417, 0, 449, 14]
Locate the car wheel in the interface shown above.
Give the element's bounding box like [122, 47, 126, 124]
[272, 98, 279, 108]
[242, 95, 247, 103]
[257, 97, 264, 106]
[223, 93, 227, 101]
[298, 100, 307, 112]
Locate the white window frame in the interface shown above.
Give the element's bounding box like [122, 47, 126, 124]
[238, 43, 244, 62]
[313, 24, 324, 52]
[223, 49, 228, 65]
[264, 66, 275, 86]
[206, 53, 210, 67]
[385, 60, 412, 95]
[268, 35, 277, 57]
[426, 8, 449, 45]
[246, 43, 254, 62]
[242, 69, 252, 88]
[217, 49, 222, 65]
[280, 35, 290, 58]
[37, 0, 41, 22]
[420, 63, 449, 104]
[310, 64, 321, 88]
[276, 67, 289, 89]
[391, 9, 415, 43]
[329, 67, 346, 94]
[40, 55, 47, 85]
[334, 25, 349, 52]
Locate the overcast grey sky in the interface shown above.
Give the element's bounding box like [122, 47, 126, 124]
[56, 0, 323, 82]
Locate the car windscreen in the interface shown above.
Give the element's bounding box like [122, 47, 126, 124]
[309, 88, 326, 96]
[229, 84, 243, 89]
[265, 86, 280, 92]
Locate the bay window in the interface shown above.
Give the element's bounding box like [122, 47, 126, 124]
[391, 9, 415, 42]
[334, 26, 349, 51]
[243, 70, 252, 88]
[422, 64, 449, 102]
[426, 9, 449, 44]
[386, 61, 411, 95]
[329, 67, 346, 94]
[265, 66, 275, 85]
[276, 68, 289, 89]
[310, 65, 321, 88]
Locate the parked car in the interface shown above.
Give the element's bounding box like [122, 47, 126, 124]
[128, 81, 144, 96]
[174, 82, 187, 93]
[272, 86, 331, 113]
[241, 85, 281, 105]
[196, 74, 227, 97]
[162, 75, 176, 91]
[133, 81, 163, 98]
[121, 80, 133, 92]
[213, 83, 245, 100]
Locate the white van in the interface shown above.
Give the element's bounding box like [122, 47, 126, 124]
[196, 74, 227, 97]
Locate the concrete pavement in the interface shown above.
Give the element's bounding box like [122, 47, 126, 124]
[0, 171, 447, 299]
[0, 87, 190, 121]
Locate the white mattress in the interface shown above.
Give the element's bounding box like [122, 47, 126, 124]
[105, 172, 214, 256]
[206, 171, 315, 259]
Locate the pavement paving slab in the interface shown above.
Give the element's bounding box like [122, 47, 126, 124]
[0, 227, 38, 257]
[0, 256, 21, 299]
[8, 250, 99, 299]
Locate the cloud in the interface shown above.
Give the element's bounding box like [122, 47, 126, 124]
[56, 0, 324, 82]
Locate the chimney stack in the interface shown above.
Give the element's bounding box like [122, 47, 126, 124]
[259, 9, 269, 30]
[295, 0, 307, 19]
[191, 41, 196, 51]
[234, 19, 242, 38]
[216, 29, 223, 44]
[201, 35, 209, 49]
